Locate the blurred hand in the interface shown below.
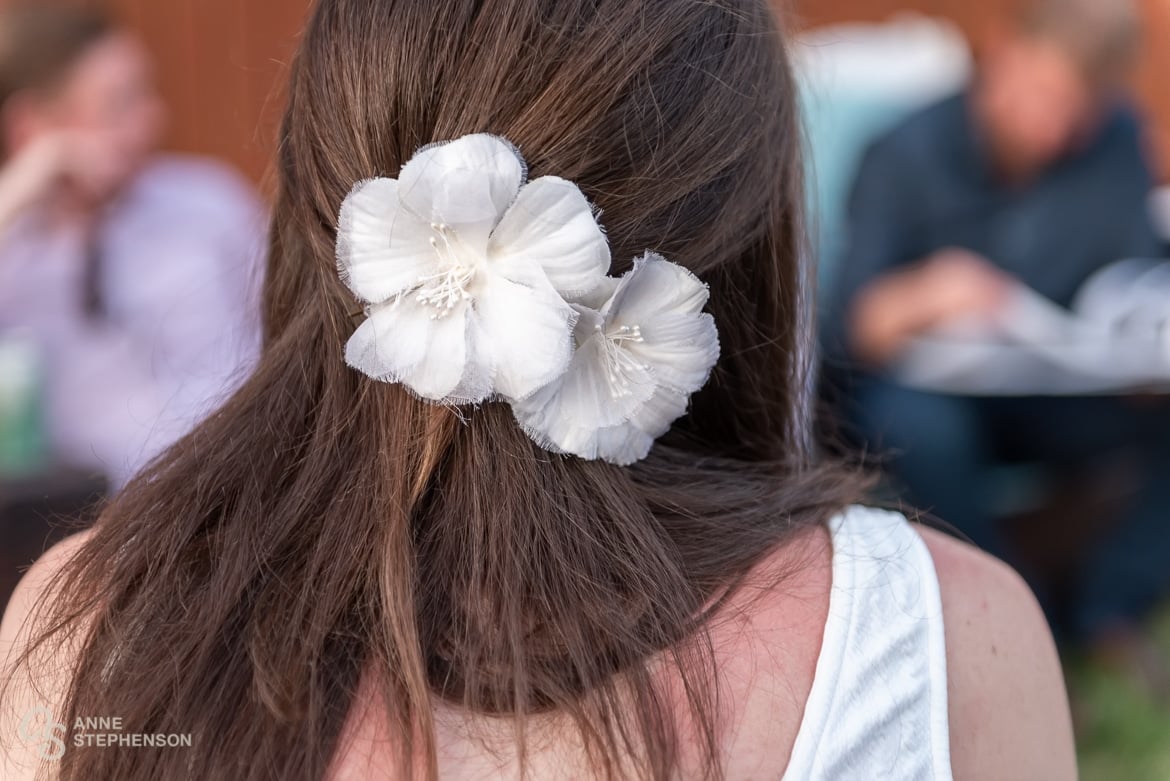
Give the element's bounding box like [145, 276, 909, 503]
[57, 130, 133, 202]
[916, 249, 1014, 327]
[850, 248, 1015, 367]
[0, 130, 126, 226]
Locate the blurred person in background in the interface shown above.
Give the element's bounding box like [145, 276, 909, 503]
[0, 4, 264, 489]
[828, 0, 1170, 660]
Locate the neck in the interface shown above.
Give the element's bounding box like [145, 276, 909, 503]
[968, 91, 1039, 186]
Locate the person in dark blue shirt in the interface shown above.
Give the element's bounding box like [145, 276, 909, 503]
[836, 97, 1159, 329]
[828, 0, 1170, 653]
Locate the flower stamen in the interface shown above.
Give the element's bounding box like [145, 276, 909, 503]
[416, 223, 476, 319]
[603, 329, 649, 397]
[415, 266, 475, 318]
[610, 325, 645, 345]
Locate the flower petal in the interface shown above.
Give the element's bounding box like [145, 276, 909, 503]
[606, 252, 710, 323]
[591, 385, 691, 465]
[629, 385, 691, 439]
[472, 270, 577, 400]
[591, 425, 655, 467]
[585, 383, 692, 467]
[345, 297, 482, 402]
[625, 313, 720, 393]
[512, 332, 657, 460]
[489, 176, 610, 297]
[569, 276, 620, 310]
[605, 253, 720, 391]
[337, 178, 438, 304]
[527, 375, 692, 466]
[444, 314, 496, 403]
[398, 134, 526, 250]
[563, 336, 658, 428]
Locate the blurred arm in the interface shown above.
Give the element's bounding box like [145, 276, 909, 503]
[850, 250, 1012, 367]
[0, 133, 124, 236]
[831, 138, 925, 367]
[0, 138, 66, 232]
[848, 262, 942, 367]
[836, 142, 1010, 368]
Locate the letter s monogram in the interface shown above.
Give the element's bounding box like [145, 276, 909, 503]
[18, 706, 67, 762]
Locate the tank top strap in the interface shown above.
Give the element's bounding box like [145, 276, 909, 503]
[783, 506, 952, 780]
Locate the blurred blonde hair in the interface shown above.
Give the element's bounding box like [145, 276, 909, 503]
[1018, 0, 1142, 86]
[0, 4, 115, 156]
[0, 4, 115, 101]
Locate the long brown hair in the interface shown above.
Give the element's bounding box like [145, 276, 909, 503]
[13, 0, 864, 778]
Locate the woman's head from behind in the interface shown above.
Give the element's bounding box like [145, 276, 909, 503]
[28, 2, 856, 780]
[0, 4, 164, 199]
[271, 0, 812, 460]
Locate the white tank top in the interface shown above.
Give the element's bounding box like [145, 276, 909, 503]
[783, 506, 953, 780]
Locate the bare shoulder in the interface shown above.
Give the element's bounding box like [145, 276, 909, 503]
[0, 531, 92, 652]
[916, 526, 1078, 781]
[1, 532, 94, 781]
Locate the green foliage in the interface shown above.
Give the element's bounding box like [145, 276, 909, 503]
[1071, 611, 1170, 781]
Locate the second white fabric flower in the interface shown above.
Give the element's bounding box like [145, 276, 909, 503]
[337, 134, 610, 403]
[513, 253, 721, 465]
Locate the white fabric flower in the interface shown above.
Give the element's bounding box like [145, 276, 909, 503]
[513, 253, 720, 465]
[337, 134, 610, 403]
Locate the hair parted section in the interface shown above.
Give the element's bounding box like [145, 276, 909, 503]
[8, 1, 867, 779]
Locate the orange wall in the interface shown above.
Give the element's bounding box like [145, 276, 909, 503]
[106, 0, 307, 186]
[792, 0, 1019, 43]
[105, 0, 1170, 184]
[1132, 0, 1170, 174]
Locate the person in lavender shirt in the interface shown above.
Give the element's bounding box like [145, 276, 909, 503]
[0, 5, 265, 489]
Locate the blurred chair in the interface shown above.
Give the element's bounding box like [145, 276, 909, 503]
[794, 15, 973, 296]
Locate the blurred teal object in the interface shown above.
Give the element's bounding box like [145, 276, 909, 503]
[0, 332, 48, 476]
[793, 16, 974, 302]
[800, 83, 916, 294]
